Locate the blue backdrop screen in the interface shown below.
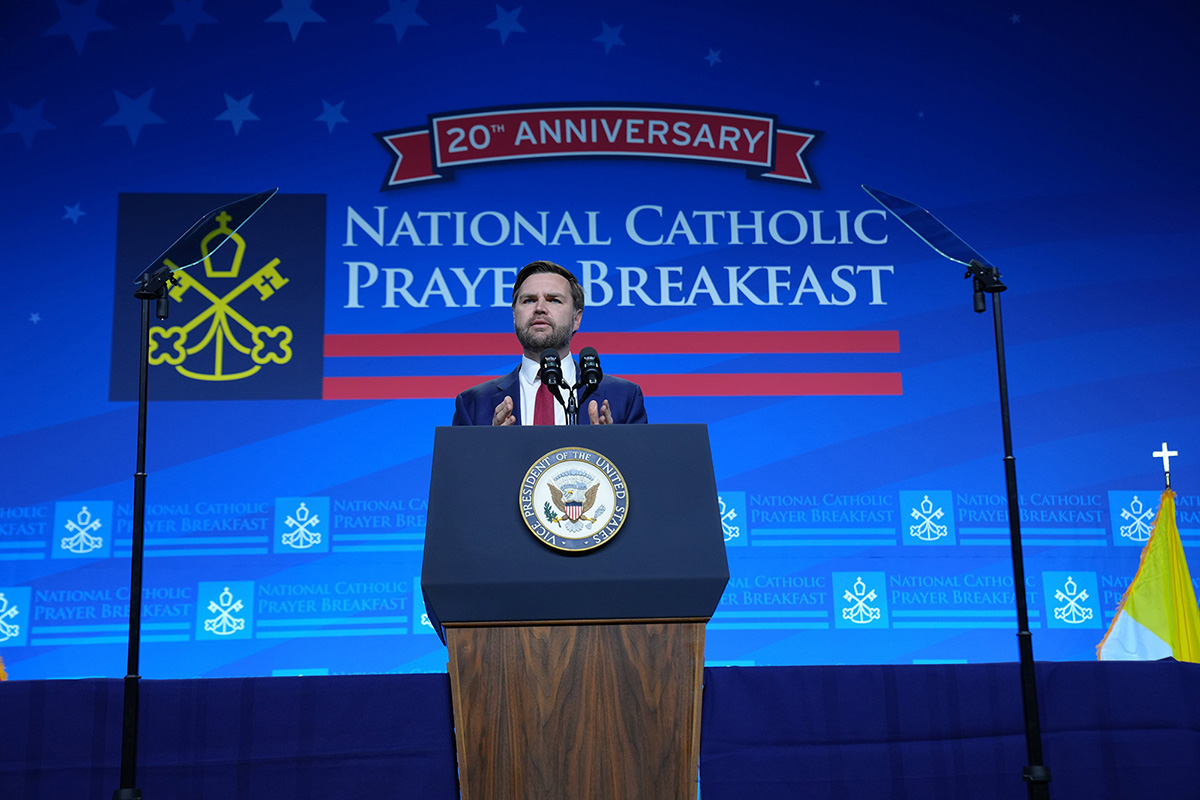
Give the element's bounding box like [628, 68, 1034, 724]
[1, 0, 1198, 678]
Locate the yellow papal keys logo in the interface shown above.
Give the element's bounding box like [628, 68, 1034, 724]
[147, 210, 293, 381]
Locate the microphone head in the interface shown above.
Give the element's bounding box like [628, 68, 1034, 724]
[540, 348, 563, 386]
[579, 346, 603, 387]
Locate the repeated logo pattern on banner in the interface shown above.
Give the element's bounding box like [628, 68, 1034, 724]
[2, 1, 1198, 678]
[4, 490, 1198, 664]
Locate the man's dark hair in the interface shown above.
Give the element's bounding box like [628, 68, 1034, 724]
[511, 260, 585, 312]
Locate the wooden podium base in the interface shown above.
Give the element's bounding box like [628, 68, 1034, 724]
[445, 620, 706, 800]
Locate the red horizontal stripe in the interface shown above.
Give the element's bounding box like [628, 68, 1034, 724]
[324, 330, 898, 357]
[322, 373, 901, 400]
[323, 376, 476, 400]
[629, 373, 902, 397]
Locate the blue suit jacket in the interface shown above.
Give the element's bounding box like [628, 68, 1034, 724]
[452, 365, 648, 425]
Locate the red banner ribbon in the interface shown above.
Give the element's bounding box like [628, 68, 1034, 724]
[377, 104, 820, 188]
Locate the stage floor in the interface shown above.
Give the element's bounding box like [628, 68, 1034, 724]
[2, 661, 1197, 799]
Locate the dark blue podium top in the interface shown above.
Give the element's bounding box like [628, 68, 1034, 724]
[420, 424, 730, 639]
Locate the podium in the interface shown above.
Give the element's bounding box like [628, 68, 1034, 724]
[422, 424, 729, 800]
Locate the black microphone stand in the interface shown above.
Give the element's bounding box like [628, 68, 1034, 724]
[862, 186, 1050, 799]
[565, 388, 579, 425]
[543, 350, 601, 425]
[564, 362, 603, 425]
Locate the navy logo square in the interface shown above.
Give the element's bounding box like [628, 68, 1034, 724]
[109, 193, 326, 400]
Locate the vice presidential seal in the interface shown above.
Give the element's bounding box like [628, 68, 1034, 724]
[520, 447, 629, 552]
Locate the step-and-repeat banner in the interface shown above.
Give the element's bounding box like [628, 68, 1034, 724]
[2, 1, 1198, 678]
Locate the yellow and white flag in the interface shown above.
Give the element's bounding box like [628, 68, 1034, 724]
[1098, 490, 1200, 662]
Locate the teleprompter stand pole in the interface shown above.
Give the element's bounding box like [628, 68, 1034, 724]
[862, 184, 1054, 796]
[967, 259, 1051, 798]
[114, 276, 173, 800]
[111, 189, 276, 800]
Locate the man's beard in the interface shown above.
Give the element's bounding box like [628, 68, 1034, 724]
[516, 319, 572, 354]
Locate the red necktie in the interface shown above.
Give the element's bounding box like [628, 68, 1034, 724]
[533, 380, 555, 425]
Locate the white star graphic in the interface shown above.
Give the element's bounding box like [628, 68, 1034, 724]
[63, 203, 86, 223]
[486, 5, 525, 44]
[267, 0, 324, 42]
[813, 79, 820, 87]
[376, 0, 428, 42]
[104, 89, 166, 145]
[704, 48, 721, 67]
[3, 100, 56, 149]
[594, 21, 624, 54]
[43, 0, 115, 54]
[316, 100, 348, 133]
[30, 313, 42, 324]
[216, 94, 260, 135]
[161, 0, 218, 42]
[1011, 13, 1021, 24]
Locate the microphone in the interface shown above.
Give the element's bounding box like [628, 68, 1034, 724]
[539, 349, 563, 388]
[579, 346, 603, 388]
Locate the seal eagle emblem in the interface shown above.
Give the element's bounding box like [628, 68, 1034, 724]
[520, 447, 629, 552]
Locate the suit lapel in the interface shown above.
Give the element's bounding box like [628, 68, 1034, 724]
[494, 367, 522, 425]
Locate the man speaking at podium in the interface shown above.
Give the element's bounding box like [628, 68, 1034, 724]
[452, 260, 648, 426]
